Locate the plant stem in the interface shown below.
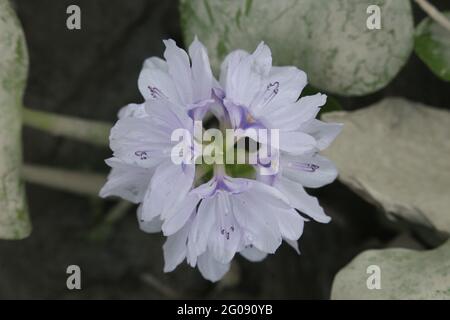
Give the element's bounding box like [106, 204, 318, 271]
[140, 273, 180, 298]
[22, 107, 111, 147]
[22, 164, 106, 196]
[415, 0, 450, 32]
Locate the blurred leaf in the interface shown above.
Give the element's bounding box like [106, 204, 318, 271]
[415, 12, 450, 82]
[323, 98, 450, 236]
[180, 0, 414, 96]
[331, 239, 450, 299]
[0, 0, 31, 239]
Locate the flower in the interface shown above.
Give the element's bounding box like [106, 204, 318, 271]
[100, 38, 342, 282]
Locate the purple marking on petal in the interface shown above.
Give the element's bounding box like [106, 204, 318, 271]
[289, 162, 320, 172]
[135, 151, 149, 160]
[147, 86, 167, 99]
[260, 81, 279, 106]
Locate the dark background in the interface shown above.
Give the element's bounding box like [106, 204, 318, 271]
[0, 0, 448, 299]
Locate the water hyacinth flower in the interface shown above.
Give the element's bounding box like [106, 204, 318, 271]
[100, 38, 342, 282]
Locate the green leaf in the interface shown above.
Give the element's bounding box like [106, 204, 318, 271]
[0, 0, 31, 239]
[180, 0, 414, 96]
[415, 12, 450, 82]
[331, 239, 450, 299]
[322, 98, 450, 236]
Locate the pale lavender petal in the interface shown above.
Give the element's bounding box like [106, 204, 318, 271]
[109, 117, 172, 168]
[208, 192, 241, 264]
[275, 207, 305, 241]
[188, 37, 213, 102]
[163, 39, 194, 105]
[224, 42, 272, 108]
[163, 222, 191, 272]
[197, 251, 230, 282]
[138, 57, 181, 103]
[250, 66, 307, 117]
[144, 98, 193, 134]
[240, 245, 267, 262]
[162, 193, 199, 236]
[189, 196, 217, 256]
[284, 238, 301, 254]
[300, 119, 343, 150]
[118, 103, 147, 119]
[273, 175, 331, 223]
[232, 183, 283, 254]
[282, 153, 338, 188]
[278, 131, 317, 155]
[137, 205, 163, 233]
[99, 157, 152, 203]
[141, 160, 195, 221]
[219, 49, 249, 89]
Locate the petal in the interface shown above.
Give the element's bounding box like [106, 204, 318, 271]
[300, 119, 343, 150]
[265, 93, 326, 130]
[240, 246, 267, 262]
[188, 37, 213, 102]
[99, 157, 152, 203]
[275, 207, 305, 241]
[118, 103, 147, 119]
[219, 49, 249, 89]
[208, 192, 241, 264]
[296, 93, 327, 123]
[163, 39, 194, 105]
[284, 238, 301, 254]
[189, 196, 217, 256]
[109, 116, 172, 168]
[163, 222, 191, 272]
[137, 205, 163, 233]
[141, 160, 195, 221]
[161, 193, 199, 236]
[197, 251, 230, 282]
[273, 175, 331, 223]
[281, 153, 338, 188]
[144, 98, 193, 134]
[278, 131, 317, 155]
[251, 66, 307, 118]
[223, 42, 272, 107]
[138, 57, 181, 104]
[232, 184, 283, 253]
